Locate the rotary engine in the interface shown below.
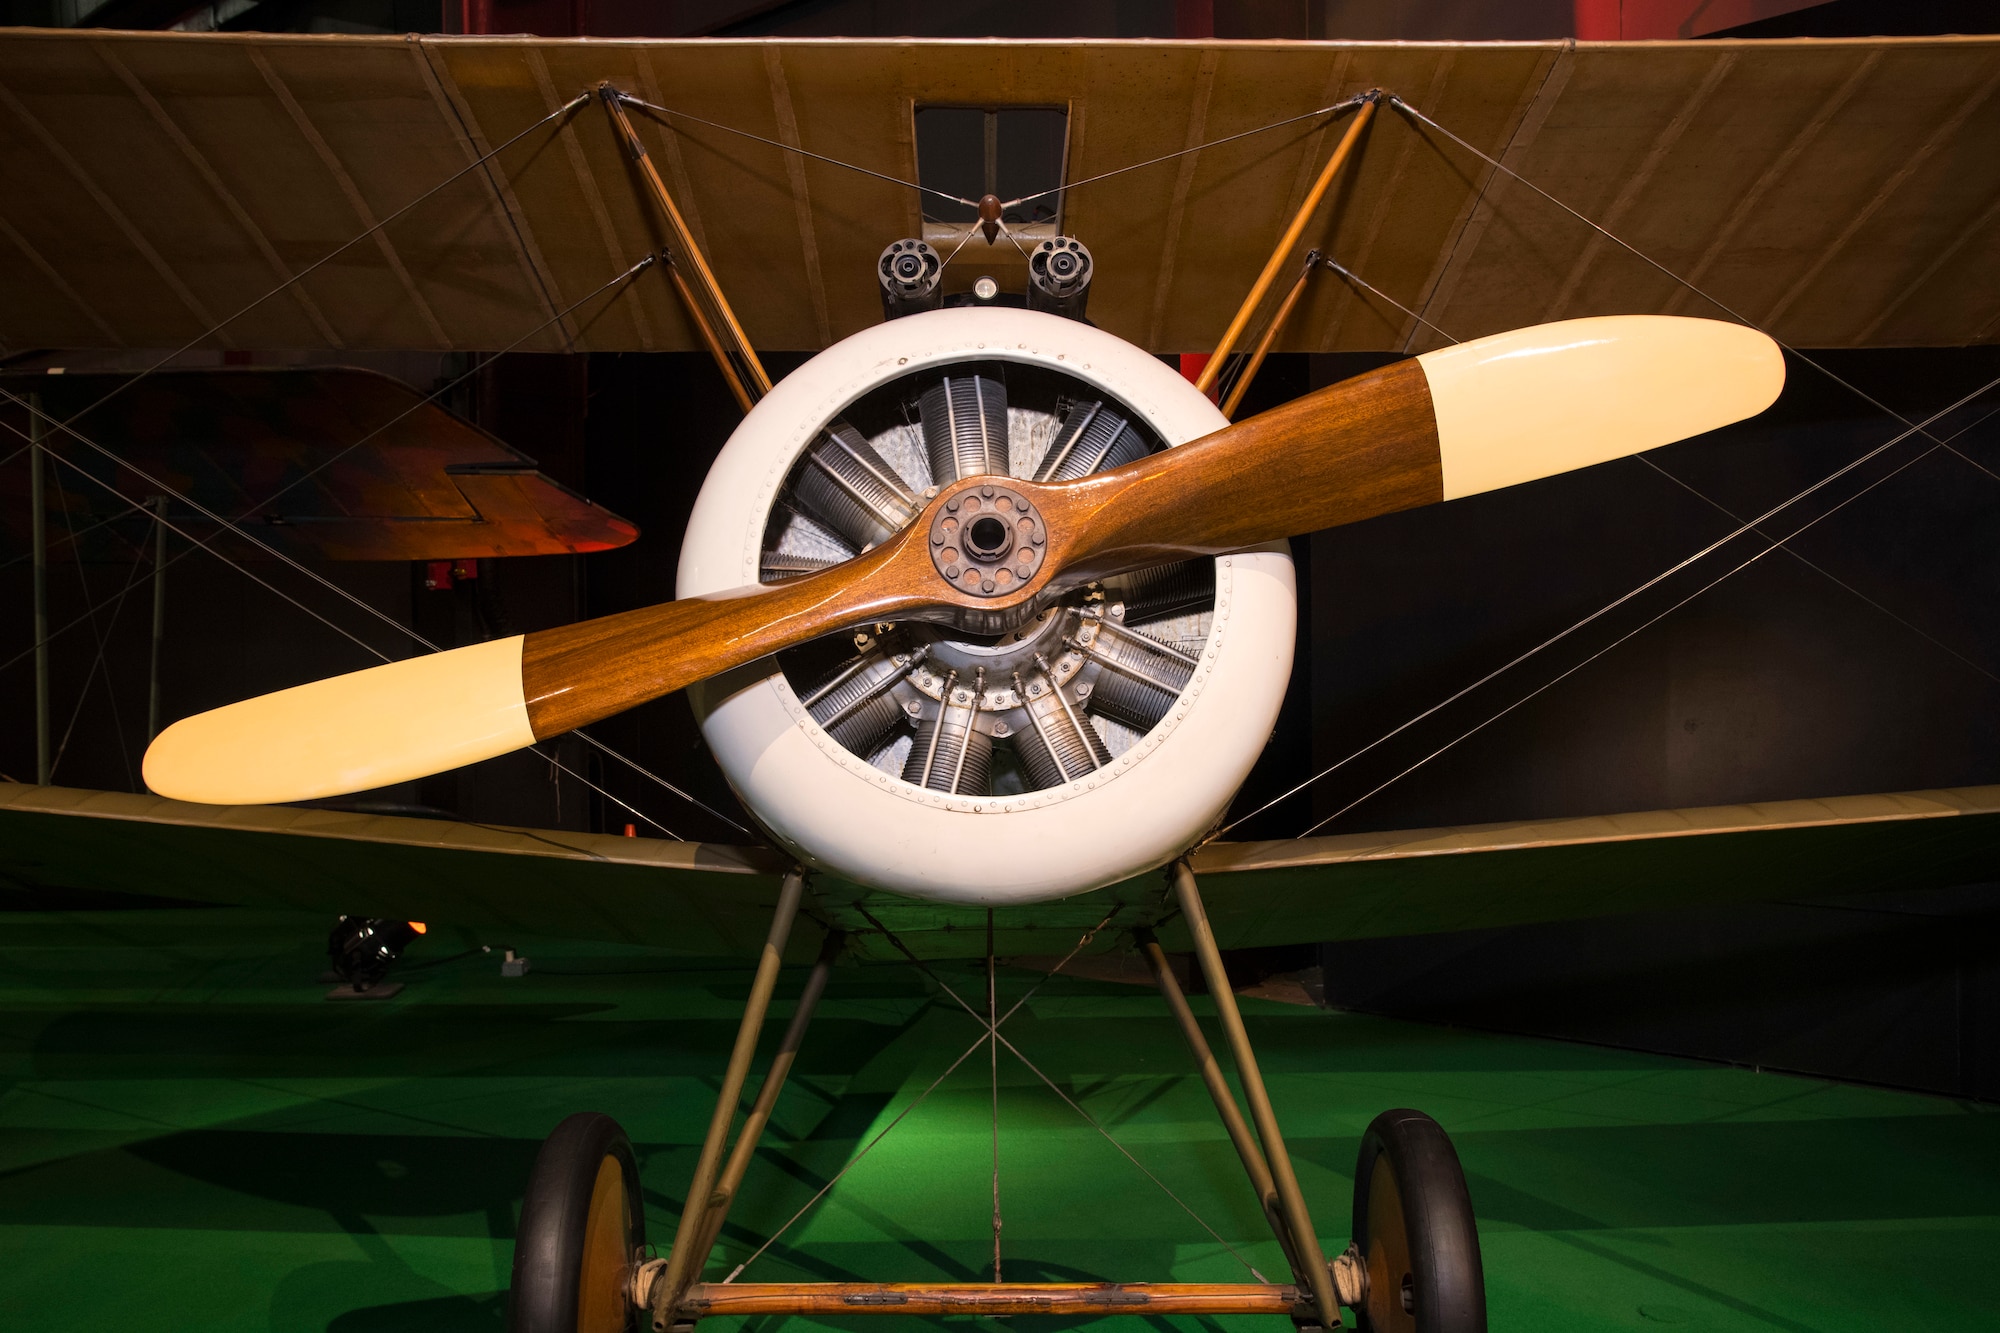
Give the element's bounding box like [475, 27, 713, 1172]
[761, 369, 1218, 799]
[680, 306, 1296, 904]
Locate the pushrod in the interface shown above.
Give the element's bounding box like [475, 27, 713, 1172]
[1171, 860, 1341, 1328]
[650, 868, 806, 1329]
[600, 85, 772, 399]
[677, 1281, 1314, 1319]
[29, 393, 48, 784]
[146, 495, 167, 741]
[1196, 95, 1376, 398]
[690, 928, 844, 1265]
[1220, 254, 1317, 421]
[1137, 932, 1302, 1277]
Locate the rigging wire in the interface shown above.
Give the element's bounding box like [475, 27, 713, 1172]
[50, 92, 591, 437]
[1636, 449, 2000, 689]
[1389, 94, 1990, 472]
[853, 907, 1270, 1282]
[1334, 256, 2000, 686]
[724, 912, 1128, 1284]
[4, 260, 750, 837]
[4, 256, 661, 662]
[1206, 90, 2000, 841]
[1295, 382, 2000, 839]
[616, 87, 1372, 234]
[1, 414, 687, 837]
[1216, 370, 2000, 843]
[613, 90, 980, 210]
[1005, 94, 1372, 210]
[49, 490, 145, 789]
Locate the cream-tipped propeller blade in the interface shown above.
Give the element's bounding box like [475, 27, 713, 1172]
[144, 315, 1782, 806]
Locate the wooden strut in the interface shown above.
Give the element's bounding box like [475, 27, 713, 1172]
[28, 393, 48, 784]
[690, 928, 845, 1266]
[1137, 931, 1305, 1279]
[676, 1281, 1316, 1319]
[1171, 860, 1343, 1329]
[599, 84, 773, 402]
[1220, 253, 1318, 421]
[1196, 94, 1377, 399]
[664, 257, 755, 415]
[649, 868, 806, 1330]
[634, 874, 1350, 1328]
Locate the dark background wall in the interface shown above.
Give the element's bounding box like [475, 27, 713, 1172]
[2, 0, 1996, 1099]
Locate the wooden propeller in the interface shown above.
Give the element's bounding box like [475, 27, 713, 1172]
[143, 316, 1782, 806]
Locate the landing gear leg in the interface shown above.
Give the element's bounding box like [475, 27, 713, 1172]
[1164, 860, 1341, 1327]
[1158, 860, 1486, 1332]
[509, 868, 827, 1333]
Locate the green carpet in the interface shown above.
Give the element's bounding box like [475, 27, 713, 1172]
[0, 907, 1995, 1332]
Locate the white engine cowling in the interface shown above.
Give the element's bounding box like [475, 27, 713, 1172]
[680, 307, 1295, 906]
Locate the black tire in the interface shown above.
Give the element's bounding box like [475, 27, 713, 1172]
[1349, 1108, 1485, 1333]
[511, 1112, 646, 1333]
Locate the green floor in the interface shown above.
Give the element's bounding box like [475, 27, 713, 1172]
[1, 908, 1996, 1332]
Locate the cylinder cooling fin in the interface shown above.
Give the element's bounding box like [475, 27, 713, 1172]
[681, 307, 1296, 905]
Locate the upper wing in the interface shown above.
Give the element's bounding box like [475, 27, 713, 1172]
[1, 31, 1994, 355]
[5, 781, 1996, 963]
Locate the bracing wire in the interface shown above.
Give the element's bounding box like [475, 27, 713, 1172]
[725, 912, 1125, 1283]
[1389, 94, 1986, 468]
[1331, 255, 2000, 688]
[1217, 370, 2000, 843]
[1294, 381, 2000, 839]
[614, 91, 979, 210]
[6, 87, 747, 835]
[852, 908, 1270, 1281]
[6, 258, 751, 837]
[1207, 92, 2000, 841]
[52, 92, 591, 437]
[1, 412, 687, 837]
[616, 87, 1371, 228]
[0, 257, 664, 659]
[1005, 94, 1372, 210]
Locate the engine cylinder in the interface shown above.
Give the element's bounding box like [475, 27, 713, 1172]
[804, 651, 911, 757]
[919, 375, 1009, 484]
[1035, 400, 1150, 481]
[792, 418, 918, 550]
[1012, 673, 1110, 788]
[1082, 621, 1197, 732]
[1114, 558, 1216, 625]
[904, 699, 992, 794]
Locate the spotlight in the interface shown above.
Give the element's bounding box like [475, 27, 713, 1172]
[327, 916, 422, 991]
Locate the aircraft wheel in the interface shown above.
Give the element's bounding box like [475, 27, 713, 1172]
[511, 1112, 645, 1333]
[1348, 1108, 1485, 1333]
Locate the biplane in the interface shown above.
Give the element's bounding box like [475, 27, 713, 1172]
[3, 25, 1999, 1333]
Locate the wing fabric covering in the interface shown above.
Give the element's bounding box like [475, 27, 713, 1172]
[0, 31, 1996, 353]
[3, 784, 1996, 962]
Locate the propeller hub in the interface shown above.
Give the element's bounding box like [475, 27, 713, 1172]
[928, 482, 1047, 598]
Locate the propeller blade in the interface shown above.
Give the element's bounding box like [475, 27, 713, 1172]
[1046, 315, 1783, 579]
[144, 542, 923, 805]
[144, 315, 1780, 806]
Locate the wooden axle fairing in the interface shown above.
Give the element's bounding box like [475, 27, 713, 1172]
[675, 1281, 1317, 1319]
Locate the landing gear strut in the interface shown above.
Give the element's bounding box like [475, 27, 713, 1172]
[509, 862, 1486, 1332]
